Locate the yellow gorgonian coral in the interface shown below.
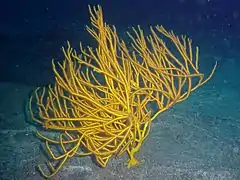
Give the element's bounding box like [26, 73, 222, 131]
[29, 5, 217, 178]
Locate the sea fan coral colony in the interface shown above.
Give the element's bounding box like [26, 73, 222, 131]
[29, 5, 217, 178]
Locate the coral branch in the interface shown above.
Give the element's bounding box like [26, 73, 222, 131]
[29, 5, 216, 178]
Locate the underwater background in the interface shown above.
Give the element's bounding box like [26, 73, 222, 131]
[0, 0, 240, 179]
